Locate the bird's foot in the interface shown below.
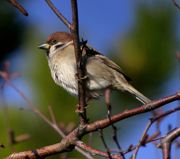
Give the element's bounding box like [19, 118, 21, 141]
[75, 104, 89, 114]
[75, 73, 88, 81]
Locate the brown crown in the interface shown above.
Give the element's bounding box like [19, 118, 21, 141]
[45, 32, 73, 44]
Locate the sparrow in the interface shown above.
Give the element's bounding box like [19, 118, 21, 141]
[38, 32, 151, 104]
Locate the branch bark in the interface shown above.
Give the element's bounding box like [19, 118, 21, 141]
[86, 92, 180, 132]
[76, 140, 122, 159]
[70, 0, 87, 126]
[45, 0, 87, 128]
[157, 127, 180, 159]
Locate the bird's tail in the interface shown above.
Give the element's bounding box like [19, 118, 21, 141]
[123, 84, 151, 104]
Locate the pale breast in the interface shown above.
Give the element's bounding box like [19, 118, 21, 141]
[48, 50, 78, 97]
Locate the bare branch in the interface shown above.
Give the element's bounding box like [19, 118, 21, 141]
[105, 89, 125, 158]
[48, 106, 57, 125]
[6, 142, 71, 159]
[146, 131, 161, 143]
[173, 0, 180, 10]
[45, 0, 71, 29]
[0, 70, 65, 138]
[112, 134, 164, 155]
[6, 0, 28, 16]
[75, 140, 122, 159]
[1, 61, 21, 151]
[132, 106, 180, 159]
[1, 64, 91, 158]
[132, 121, 151, 159]
[157, 127, 180, 159]
[6, 128, 93, 159]
[70, 0, 87, 126]
[99, 129, 112, 158]
[87, 93, 180, 133]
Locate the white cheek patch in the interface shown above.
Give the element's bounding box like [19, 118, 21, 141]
[63, 41, 73, 49]
[49, 41, 74, 58]
[49, 46, 56, 57]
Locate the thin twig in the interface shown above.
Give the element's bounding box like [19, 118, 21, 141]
[99, 129, 112, 159]
[157, 127, 180, 159]
[146, 131, 161, 143]
[0, 71, 65, 137]
[86, 93, 180, 133]
[0, 61, 20, 152]
[4, 72, 180, 158]
[132, 121, 152, 159]
[88, 133, 92, 147]
[111, 134, 165, 155]
[105, 89, 125, 159]
[1, 67, 92, 158]
[6, 128, 94, 159]
[48, 106, 57, 125]
[76, 140, 122, 159]
[132, 106, 180, 159]
[6, 0, 28, 16]
[173, 0, 180, 10]
[45, 0, 71, 29]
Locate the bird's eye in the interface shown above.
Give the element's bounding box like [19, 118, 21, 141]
[52, 39, 57, 44]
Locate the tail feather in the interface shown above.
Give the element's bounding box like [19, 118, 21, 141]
[124, 84, 151, 104]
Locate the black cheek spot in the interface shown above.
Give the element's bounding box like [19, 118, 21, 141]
[55, 74, 58, 79]
[46, 50, 50, 58]
[55, 44, 63, 50]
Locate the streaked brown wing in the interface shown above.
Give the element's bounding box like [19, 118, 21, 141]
[83, 43, 132, 81]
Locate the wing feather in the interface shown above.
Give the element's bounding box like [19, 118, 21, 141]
[83, 44, 132, 81]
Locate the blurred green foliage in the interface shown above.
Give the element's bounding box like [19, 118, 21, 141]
[0, 1, 179, 159]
